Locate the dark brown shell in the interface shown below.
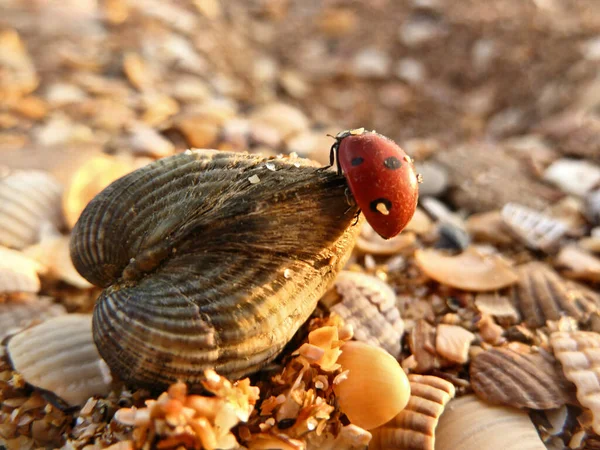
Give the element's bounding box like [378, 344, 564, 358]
[70, 150, 360, 390]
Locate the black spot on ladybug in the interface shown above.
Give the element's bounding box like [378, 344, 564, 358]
[370, 198, 393, 216]
[351, 157, 364, 166]
[383, 156, 402, 170]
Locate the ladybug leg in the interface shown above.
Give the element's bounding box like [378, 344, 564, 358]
[344, 187, 356, 207]
[352, 209, 362, 226]
[317, 140, 340, 174]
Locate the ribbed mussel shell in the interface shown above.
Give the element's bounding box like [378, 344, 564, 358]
[70, 150, 361, 390]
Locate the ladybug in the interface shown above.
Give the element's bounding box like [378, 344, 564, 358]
[326, 128, 420, 239]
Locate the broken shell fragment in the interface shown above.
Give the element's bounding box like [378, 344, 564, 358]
[435, 395, 546, 450]
[511, 262, 600, 328]
[435, 324, 475, 365]
[550, 331, 600, 434]
[470, 345, 576, 410]
[501, 203, 568, 253]
[0, 170, 64, 249]
[0, 246, 45, 294]
[323, 271, 404, 358]
[555, 245, 600, 282]
[356, 222, 416, 255]
[0, 296, 66, 340]
[408, 320, 443, 373]
[7, 314, 112, 406]
[369, 375, 455, 450]
[70, 150, 361, 390]
[334, 341, 411, 430]
[414, 247, 518, 291]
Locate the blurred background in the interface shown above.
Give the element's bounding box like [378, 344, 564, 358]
[0, 0, 599, 213]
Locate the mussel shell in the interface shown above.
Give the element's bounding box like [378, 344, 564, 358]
[71, 150, 360, 390]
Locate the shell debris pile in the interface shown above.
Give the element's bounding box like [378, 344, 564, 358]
[1, 0, 600, 449]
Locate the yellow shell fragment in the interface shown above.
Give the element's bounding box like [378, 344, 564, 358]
[0, 246, 45, 293]
[550, 331, 600, 434]
[62, 154, 134, 228]
[0, 170, 64, 249]
[414, 247, 518, 291]
[370, 375, 456, 450]
[7, 314, 112, 406]
[435, 395, 546, 450]
[334, 341, 411, 430]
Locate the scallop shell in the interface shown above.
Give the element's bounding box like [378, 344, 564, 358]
[0, 296, 66, 340]
[0, 246, 45, 294]
[511, 262, 600, 328]
[324, 271, 404, 358]
[435, 395, 546, 450]
[414, 247, 518, 291]
[70, 150, 361, 390]
[0, 170, 64, 249]
[435, 324, 475, 365]
[369, 375, 455, 450]
[550, 331, 600, 434]
[470, 345, 577, 410]
[501, 203, 568, 253]
[7, 314, 112, 406]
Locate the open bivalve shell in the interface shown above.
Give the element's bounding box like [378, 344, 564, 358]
[323, 270, 404, 358]
[550, 331, 600, 434]
[7, 314, 112, 406]
[70, 150, 362, 390]
[0, 246, 45, 294]
[414, 247, 518, 292]
[369, 374, 456, 450]
[470, 344, 577, 410]
[0, 170, 64, 249]
[0, 296, 66, 340]
[435, 395, 546, 450]
[511, 262, 600, 328]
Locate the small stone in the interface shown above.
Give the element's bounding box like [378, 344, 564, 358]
[129, 125, 174, 158]
[394, 58, 427, 84]
[248, 175, 261, 184]
[543, 158, 600, 197]
[399, 16, 445, 47]
[415, 161, 448, 196]
[352, 48, 391, 78]
[249, 103, 309, 139]
[45, 83, 87, 106]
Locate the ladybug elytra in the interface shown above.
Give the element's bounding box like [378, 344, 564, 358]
[326, 128, 420, 239]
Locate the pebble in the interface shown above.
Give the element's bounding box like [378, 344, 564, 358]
[394, 58, 427, 84]
[543, 158, 600, 197]
[398, 16, 445, 47]
[415, 161, 448, 196]
[249, 102, 309, 140]
[352, 48, 391, 78]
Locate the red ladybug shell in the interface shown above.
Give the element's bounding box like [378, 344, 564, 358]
[336, 131, 419, 239]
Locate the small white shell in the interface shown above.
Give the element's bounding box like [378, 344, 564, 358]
[0, 170, 64, 249]
[7, 314, 112, 406]
[0, 246, 45, 293]
[435, 395, 546, 450]
[501, 203, 568, 253]
[0, 296, 66, 340]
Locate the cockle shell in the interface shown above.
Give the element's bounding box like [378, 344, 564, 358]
[511, 262, 600, 328]
[0, 170, 64, 249]
[322, 270, 404, 358]
[369, 374, 455, 450]
[71, 150, 361, 390]
[435, 395, 546, 450]
[0, 296, 66, 340]
[7, 314, 112, 406]
[550, 331, 600, 434]
[470, 345, 576, 410]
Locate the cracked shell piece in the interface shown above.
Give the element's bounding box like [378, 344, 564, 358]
[511, 262, 600, 328]
[550, 331, 600, 434]
[501, 203, 568, 253]
[7, 314, 112, 406]
[369, 374, 455, 450]
[0, 170, 64, 249]
[0, 296, 66, 340]
[435, 395, 546, 450]
[0, 246, 44, 294]
[470, 345, 576, 410]
[435, 324, 475, 364]
[325, 271, 404, 358]
[71, 150, 361, 390]
[556, 245, 600, 282]
[414, 247, 518, 292]
[408, 320, 443, 373]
